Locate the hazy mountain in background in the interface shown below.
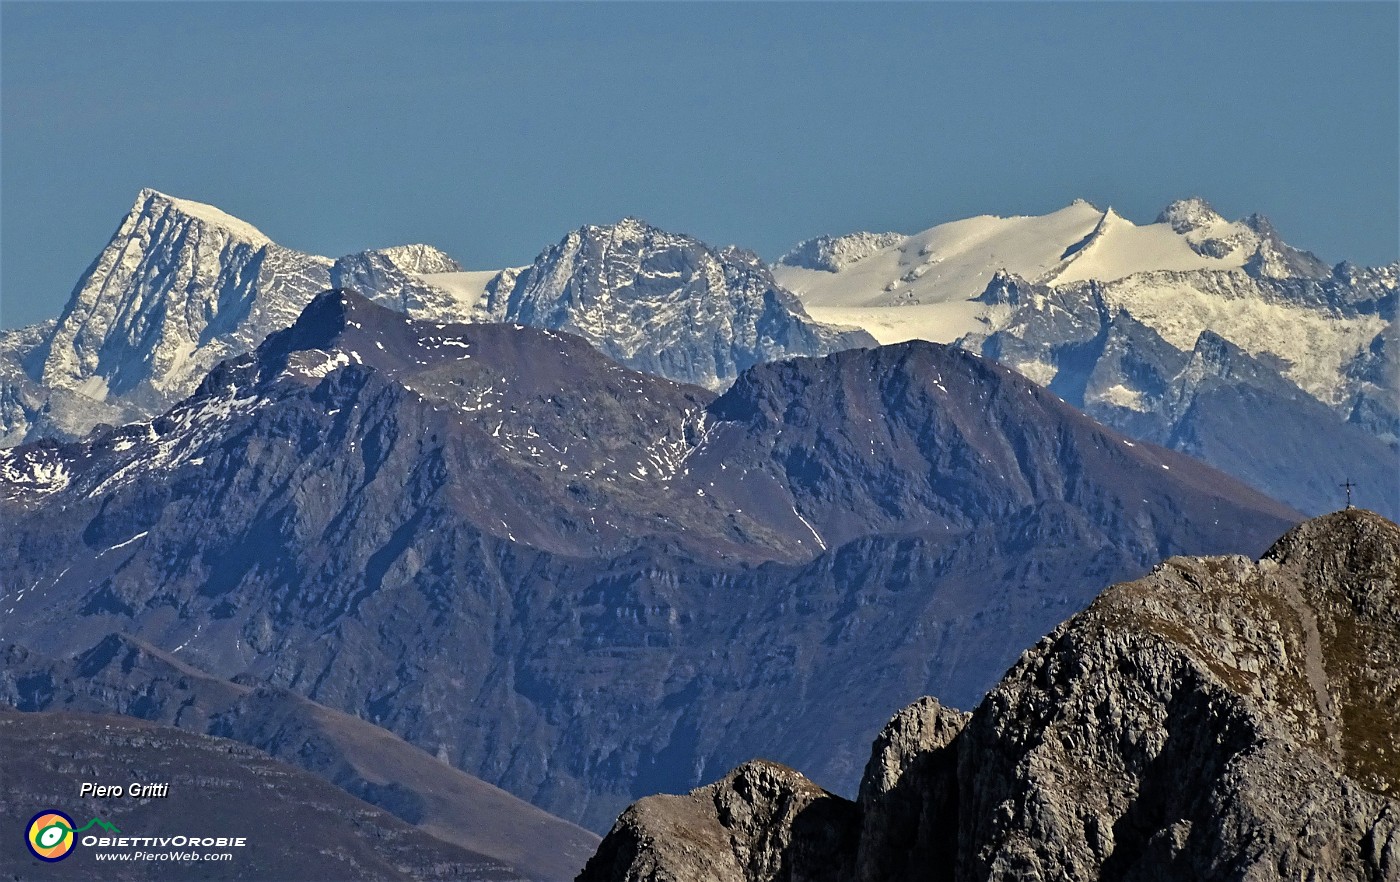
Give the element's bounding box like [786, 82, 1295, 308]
[0, 192, 869, 445]
[467, 218, 874, 390]
[7, 191, 1391, 519]
[773, 198, 1397, 517]
[964, 271, 1398, 518]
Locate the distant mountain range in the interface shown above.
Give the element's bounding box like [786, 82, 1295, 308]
[2, 190, 1393, 518]
[0, 190, 868, 447]
[773, 198, 1397, 515]
[1, 290, 1299, 830]
[471, 218, 872, 390]
[579, 509, 1400, 882]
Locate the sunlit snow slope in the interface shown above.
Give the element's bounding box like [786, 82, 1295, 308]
[774, 198, 1395, 444]
[771, 198, 1298, 344]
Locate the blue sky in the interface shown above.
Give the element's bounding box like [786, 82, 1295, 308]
[2, 2, 1396, 328]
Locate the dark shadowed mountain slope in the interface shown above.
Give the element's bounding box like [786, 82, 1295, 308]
[0, 635, 598, 882]
[0, 710, 523, 881]
[697, 340, 1296, 553]
[580, 509, 1399, 882]
[0, 291, 1298, 830]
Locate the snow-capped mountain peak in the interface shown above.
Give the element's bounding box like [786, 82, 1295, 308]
[3, 189, 535, 448]
[777, 198, 1339, 330]
[775, 197, 1394, 448]
[134, 188, 273, 246]
[775, 201, 1106, 313]
[1, 198, 882, 445]
[1241, 213, 1332, 280]
[474, 217, 875, 389]
[31, 189, 318, 410]
[597, 215, 653, 237]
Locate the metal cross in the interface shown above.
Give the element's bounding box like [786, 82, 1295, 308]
[1340, 479, 1356, 509]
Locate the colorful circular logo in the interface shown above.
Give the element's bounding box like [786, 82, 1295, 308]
[26, 810, 75, 862]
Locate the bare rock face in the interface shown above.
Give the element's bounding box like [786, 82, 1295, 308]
[581, 510, 1400, 881]
[955, 509, 1400, 880]
[577, 760, 857, 882]
[0, 190, 473, 445]
[475, 218, 876, 390]
[855, 697, 968, 882]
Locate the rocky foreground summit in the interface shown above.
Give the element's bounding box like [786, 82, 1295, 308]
[580, 509, 1400, 881]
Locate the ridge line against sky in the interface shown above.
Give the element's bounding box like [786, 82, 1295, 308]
[2, 1, 1397, 329]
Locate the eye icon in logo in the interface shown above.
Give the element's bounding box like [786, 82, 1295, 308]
[26, 810, 76, 862]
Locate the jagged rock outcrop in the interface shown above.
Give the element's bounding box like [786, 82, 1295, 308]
[577, 761, 857, 882]
[1155, 196, 1227, 234]
[854, 698, 968, 882]
[778, 232, 906, 273]
[947, 509, 1400, 880]
[1239, 212, 1334, 280]
[581, 510, 1400, 881]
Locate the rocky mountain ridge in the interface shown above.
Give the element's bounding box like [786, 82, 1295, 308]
[471, 217, 874, 391]
[967, 271, 1399, 518]
[966, 261, 1397, 440]
[0, 291, 1298, 831]
[7, 191, 1390, 523]
[1, 189, 469, 445]
[580, 509, 1400, 881]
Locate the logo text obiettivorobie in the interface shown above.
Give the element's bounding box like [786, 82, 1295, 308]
[24, 808, 247, 864]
